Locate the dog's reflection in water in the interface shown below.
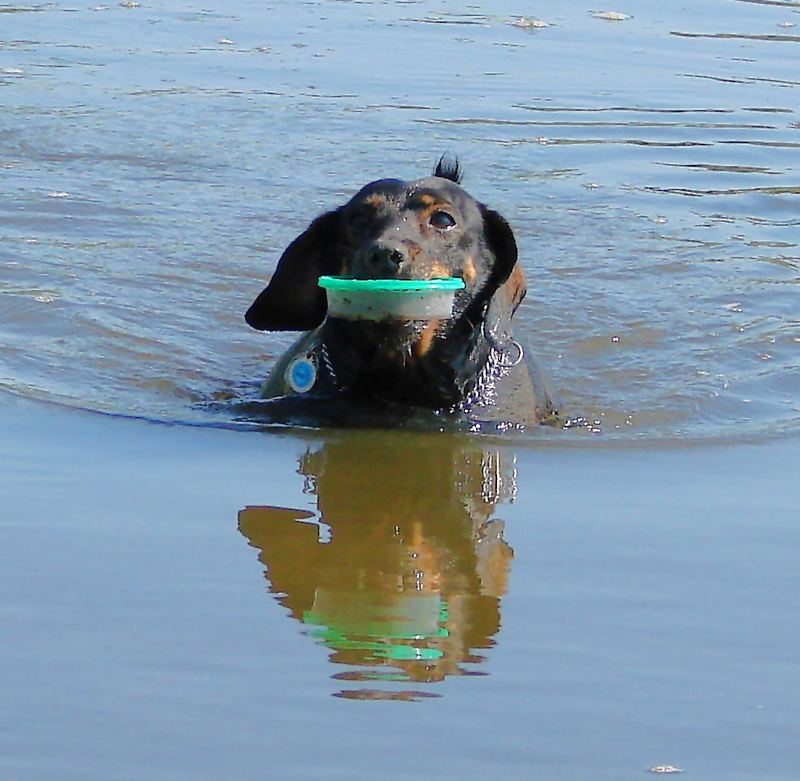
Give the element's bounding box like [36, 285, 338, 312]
[238, 432, 517, 700]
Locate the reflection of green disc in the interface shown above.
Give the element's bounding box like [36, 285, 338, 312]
[303, 589, 449, 662]
[306, 629, 444, 662]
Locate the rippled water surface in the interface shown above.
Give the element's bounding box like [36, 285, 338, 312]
[0, 1, 798, 439]
[3, 5, 800, 779]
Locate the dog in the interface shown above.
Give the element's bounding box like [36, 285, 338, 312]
[244, 159, 556, 430]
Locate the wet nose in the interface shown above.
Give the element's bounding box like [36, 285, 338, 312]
[356, 240, 413, 277]
[368, 242, 406, 272]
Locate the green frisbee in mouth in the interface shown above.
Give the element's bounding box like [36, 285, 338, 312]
[317, 275, 466, 321]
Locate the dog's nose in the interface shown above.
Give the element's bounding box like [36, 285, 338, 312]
[356, 240, 412, 277]
[386, 247, 405, 267]
[368, 242, 407, 269]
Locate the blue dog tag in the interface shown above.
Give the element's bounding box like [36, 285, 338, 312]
[285, 355, 317, 394]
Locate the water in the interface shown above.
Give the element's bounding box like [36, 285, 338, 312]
[2, 4, 800, 780]
[2, 398, 799, 780]
[1, 0, 797, 440]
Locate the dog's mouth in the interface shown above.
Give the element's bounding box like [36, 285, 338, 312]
[321, 274, 466, 347]
[322, 271, 470, 365]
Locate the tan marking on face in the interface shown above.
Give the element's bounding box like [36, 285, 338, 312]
[408, 193, 452, 229]
[428, 262, 450, 279]
[417, 202, 448, 224]
[364, 194, 385, 208]
[414, 319, 441, 357]
[462, 256, 476, 286]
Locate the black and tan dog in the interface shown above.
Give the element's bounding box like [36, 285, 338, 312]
[245, 160, 555, 430]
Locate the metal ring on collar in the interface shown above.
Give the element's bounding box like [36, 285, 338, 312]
[497, 337, 524, 368]
[482, 322, 525, 368]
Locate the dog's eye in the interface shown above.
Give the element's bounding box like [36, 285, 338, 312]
[429, 210, 456, 231]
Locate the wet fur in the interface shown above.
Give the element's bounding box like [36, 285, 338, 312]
[245, 160, 555, 427]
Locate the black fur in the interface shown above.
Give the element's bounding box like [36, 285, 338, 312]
[434, 155, 463, 184]
[244, 166, 556, 427]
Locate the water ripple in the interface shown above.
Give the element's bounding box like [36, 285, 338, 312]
[671, 30, 800, 43]
[0, 0, 798, 443]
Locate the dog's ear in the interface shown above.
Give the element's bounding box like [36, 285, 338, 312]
[497, 263, 527, 317]
[245, 210, 342, 331]
[480, 207, 518, 287]
[469, 206, 527, 319]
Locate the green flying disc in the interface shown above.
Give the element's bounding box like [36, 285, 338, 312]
[318, 276, 465, 293]
[317, 275, 465, 321]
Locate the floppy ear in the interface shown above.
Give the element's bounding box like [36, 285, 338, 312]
[466, 207, 526, 322]
[480, 207, 518, 288]
[496, 263, 527, 317]
[245, 209, 342, 331]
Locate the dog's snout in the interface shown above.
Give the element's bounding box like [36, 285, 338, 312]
[368, 244, 405, 268]
[356, 239, 416, 277]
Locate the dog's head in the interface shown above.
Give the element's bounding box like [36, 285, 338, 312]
[245, 161, 526, 353]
